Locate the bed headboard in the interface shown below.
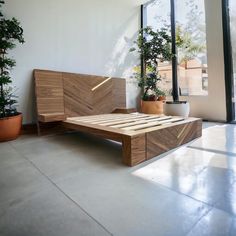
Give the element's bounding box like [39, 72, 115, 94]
[34, 69, 126, 118]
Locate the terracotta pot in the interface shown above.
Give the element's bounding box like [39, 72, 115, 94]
[0, 113, 22, 142]
[141, 100, 164, 114]
[158, 96, 166, 101]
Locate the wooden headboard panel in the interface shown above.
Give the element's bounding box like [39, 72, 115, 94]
[34, 70, 65, 115]
[34, 69, 126, 117]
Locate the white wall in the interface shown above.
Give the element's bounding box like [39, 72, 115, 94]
[4, 0, 143, 124]
[186, 0, 227, 121]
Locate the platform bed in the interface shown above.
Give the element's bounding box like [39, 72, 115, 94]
[63, 114, 202, 166]
[34, 69, 202, 167]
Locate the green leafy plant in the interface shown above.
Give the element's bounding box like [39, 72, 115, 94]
[176, 25, 205, 68]
[131, 24, 206, 100]
[130, 27, 171, 100]
[0, 0, 24, 118]
[155, 88, 167, 97]
[139, 72, 162, 101]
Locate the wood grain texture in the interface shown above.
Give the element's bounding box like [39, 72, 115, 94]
[38, 113, 67, 122]
[122, 134, 146, 166]
[34, 69, 202, 166]
[34, 70, 65, 115]
[64, 114, 202, 166]
[63, 120, 125, 142]
[65, 115, 201, 137]
[146, 119, 202, 159]
[62, 72, 126, 117]
[112, 77, 126, 109]
[34, 69, 126, 119]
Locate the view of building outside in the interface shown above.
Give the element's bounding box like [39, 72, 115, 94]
[229, 0, 236, 118]
[143, 0, 208, 96]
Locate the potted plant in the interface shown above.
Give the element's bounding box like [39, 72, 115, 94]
[130, 26, 172, 114]
[137, 72, 167, 114]
[0, 0, 25, 142]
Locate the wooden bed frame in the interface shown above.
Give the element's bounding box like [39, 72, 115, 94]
[64, 114, 201, 166]
[34, 69, 202, 166]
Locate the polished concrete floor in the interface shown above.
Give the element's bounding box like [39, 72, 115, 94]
[0, 122, 236, 236]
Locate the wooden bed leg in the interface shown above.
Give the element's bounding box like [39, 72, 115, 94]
[122, 134, 146, 167]
[36, 120, 41, 136]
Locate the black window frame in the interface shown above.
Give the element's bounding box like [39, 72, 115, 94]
[222, 0, 235, 122]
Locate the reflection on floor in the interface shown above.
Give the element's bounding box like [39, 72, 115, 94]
[0, 122, 236, 236]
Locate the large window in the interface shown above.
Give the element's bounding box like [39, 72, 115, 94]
[229, 0, 236, 119]
[143, 0, 208, 96]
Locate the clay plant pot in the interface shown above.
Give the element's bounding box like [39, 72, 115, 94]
[0, 113, 22, 142]
[158, 96, 166, 101]
[141, 100, 164, 114]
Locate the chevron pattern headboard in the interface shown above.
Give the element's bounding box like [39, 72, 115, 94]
[34, 69, 126, 118]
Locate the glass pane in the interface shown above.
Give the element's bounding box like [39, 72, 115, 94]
[144, 0, 208, 96]
[175, 0, 208, 96]
[144, 0, 171, 31]
[144, 0, 172, 95]
[229, 0, 236, 118]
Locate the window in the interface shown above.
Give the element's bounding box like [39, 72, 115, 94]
[229, 0, 236, 119]
[143, 0, 208, 96]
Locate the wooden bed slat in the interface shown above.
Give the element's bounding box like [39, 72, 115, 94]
[65, 115, 185, 134]
[89, 115, 145, 124]
[92, 114, 151, 125]
[64, 117, 134, 137]
[99, 115, 163, 126]
[67, 114, 149, 124]
[69, 114, 136, 122]
[110, 116, 172, 128]
[121, 117, 185, 131]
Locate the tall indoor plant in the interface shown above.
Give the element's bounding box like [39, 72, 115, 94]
[0, 0, 25, 141]
[130, 26, 172, 114]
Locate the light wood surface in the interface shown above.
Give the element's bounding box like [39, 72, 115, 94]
[63, 114, 202, 166]
[34, 69, 126, 118]
[34, 69, 127, 134]
[112, 77, 126, 110]
[34, 69, 202, 166]
[62, 72, 126, 116]
[146, 119, 202, 159]
[38, 113, 67, 123]
[65, 114, 188, 135]
[34, 70, 65, 115]
[122, 134, 146, 166]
